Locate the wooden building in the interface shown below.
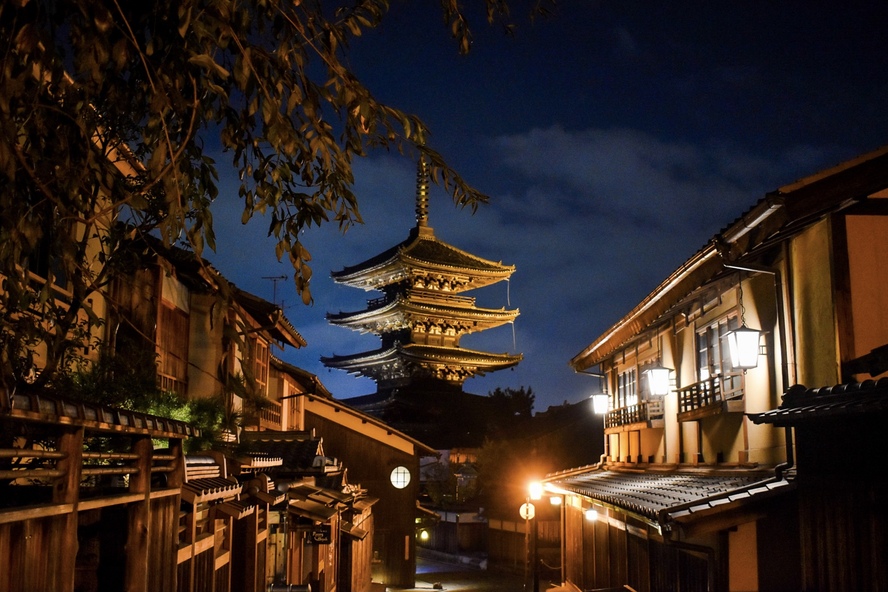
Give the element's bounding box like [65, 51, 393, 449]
[548, 146, 888, 591]
[110, 236, 306, 421]
[269, 356, 438, 589]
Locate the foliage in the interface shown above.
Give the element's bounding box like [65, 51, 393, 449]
[474, 435, 531, 512]
[488, 385, 535, 417]
[50, 342, 169, 411]
[0, 0, 549, 395]
[484, 385, 535, 437]
[49, 345, 227, 451]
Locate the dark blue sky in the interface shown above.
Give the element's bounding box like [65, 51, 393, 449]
[211, 1, 888, 412]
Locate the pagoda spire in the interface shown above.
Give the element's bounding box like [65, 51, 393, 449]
[415, 154, 430, 228]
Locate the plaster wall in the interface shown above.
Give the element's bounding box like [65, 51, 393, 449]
[845, 214, 888, 366]
[729, 521, 759, 591]
[187, 292, 225, 398]
[790, 220, 839, 388]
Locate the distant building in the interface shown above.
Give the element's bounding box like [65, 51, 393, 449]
[546, 146, 888, 591]
[322, 157, 522, 447]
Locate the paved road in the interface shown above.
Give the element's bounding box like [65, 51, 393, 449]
[395, 554, 537, 592]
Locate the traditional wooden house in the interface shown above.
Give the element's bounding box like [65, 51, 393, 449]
[109, 237, 306, 422]
[748, 380, 888, 590]
[270, 357, 438, 589]
[235, 430, 363, 592]
[546, 146, 888, 591]
[321, 157, 522, 449]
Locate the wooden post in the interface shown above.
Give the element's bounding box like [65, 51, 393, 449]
[125, 436, 153, 592]
[54, 426, 84, 592]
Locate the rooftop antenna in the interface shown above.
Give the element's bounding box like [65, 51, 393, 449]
[262, 275, 287, 306]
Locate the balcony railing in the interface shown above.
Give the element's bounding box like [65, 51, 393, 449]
[258, 399, 282, 431]
[605, 399, 665, 430]
[158, 373, 187, 397]
[677, 373, 744, 420]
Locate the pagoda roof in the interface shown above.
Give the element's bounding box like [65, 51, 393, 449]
[330, 226, 515, 291]
[327, 292, 519, 334]
[320, 343, 522, 380]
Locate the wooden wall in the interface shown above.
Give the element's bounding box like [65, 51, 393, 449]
[305, 411, 420, 588]
[562, 502, 712, 592]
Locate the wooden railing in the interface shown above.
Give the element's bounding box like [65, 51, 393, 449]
[158, 372, 187, 396]
[678, 376, 722, 413]
[605, 399, 665, 429]
[677, 373, 744, 418]
[258, 399, 282, 431]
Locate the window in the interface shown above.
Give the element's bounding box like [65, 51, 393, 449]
[158, 303, 189, 394]
[251, 337, 270, 396]
[617, 368, 637, 408]
[390, 466, 411, 489]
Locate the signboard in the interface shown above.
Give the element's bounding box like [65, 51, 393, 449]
[519, 502, 535, 520]
[308, 525, 331, 545]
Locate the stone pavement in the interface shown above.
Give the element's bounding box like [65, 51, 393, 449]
[382, 550, 541, 592]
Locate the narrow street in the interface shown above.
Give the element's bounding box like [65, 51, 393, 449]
[390, 552, 540, 592]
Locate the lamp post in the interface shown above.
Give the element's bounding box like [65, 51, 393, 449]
[519, 499, 535, 591]
[528, 482, 542, 592]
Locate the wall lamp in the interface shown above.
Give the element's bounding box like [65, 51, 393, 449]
[644, 364, 672, 396]
[727, 325, 762, 370]
[591, 393, 610, 415]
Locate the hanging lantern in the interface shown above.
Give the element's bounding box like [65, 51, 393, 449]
[727, 325, 761, 370]
[645, 364, 672, 396]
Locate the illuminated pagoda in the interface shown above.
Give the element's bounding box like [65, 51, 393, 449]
[322, 158, 522, 445]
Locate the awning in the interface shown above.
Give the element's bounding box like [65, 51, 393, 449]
[182, 477, 243, 504]
[288, 498, 338, 522]
[215, 500, 256, 520]
[340, 521, 369, 540]
[288, 483, 353, 506]
[353, 496, 379, 511]
[748, 379, 888, 426]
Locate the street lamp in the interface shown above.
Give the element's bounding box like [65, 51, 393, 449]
[521, 481, 542, 592]
[727, 278, 762, 370]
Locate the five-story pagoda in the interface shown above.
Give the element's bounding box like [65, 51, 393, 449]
[322, 158, 522, 445]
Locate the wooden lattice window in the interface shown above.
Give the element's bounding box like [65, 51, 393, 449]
[251, 337, 270, 396]
[617, 368, 637, 408]
[158, 303, 189, 394]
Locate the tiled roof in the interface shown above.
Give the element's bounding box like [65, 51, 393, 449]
[5, 391, 198, 439]
[748, 378, 888, 426]
[322, 344, 522, 369]
[331, 227, 514, 281]
[548, 467, 791, 528]
[239, 431, 323, 470]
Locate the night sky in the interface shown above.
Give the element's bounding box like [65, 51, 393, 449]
[209, 1, 888, 412]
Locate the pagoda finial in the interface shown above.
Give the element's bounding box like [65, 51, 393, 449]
[415, 154, 430, 227]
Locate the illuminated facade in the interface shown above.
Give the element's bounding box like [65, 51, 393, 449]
[549, 146, 888, 591]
